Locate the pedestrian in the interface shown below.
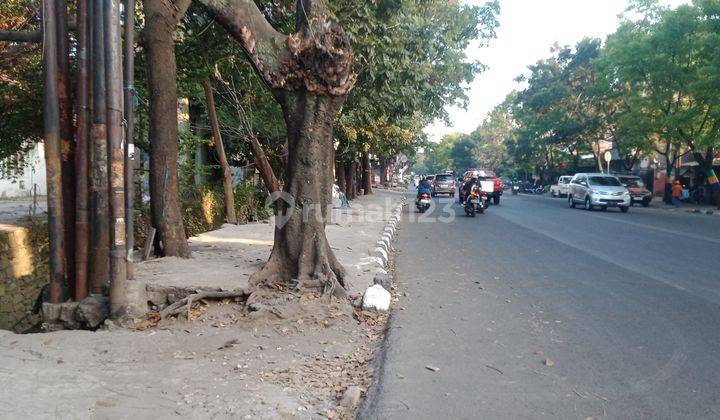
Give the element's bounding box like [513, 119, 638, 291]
[707, 169, 720, 210]
[672, 180, 683, 208]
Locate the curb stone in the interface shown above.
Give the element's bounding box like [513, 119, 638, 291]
[362, 196, 406, 311]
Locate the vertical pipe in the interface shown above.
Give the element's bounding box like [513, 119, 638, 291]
[123, 0, 136, 278]
[106, 0, 128, 314]
[42, 0, 67, 303]
[75, 0, 90, 301]
[90, 0, 110, 295]
[56, 0, 76, 299]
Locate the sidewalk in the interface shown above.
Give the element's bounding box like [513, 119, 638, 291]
[0, 197, 46, 223]
[650, 200, 719, 216]
[0, 191, 405, 419]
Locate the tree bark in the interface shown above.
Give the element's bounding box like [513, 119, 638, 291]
[250, 92, 346, 290]
[336, 160, 346, 195]
[248, 133, 281, 194]
[43, 0, 68, 303]
[378, 157, 387, 187]
[197, 0, 357, 293]
[362, 151, 372, 195]
[346, 160, 357, 200]
[144, 0, 191, 257]
[203, 79, 237, 223]
[74, 0, 90, 301]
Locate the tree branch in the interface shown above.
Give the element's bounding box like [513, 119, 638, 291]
[194, 0, 289, 89]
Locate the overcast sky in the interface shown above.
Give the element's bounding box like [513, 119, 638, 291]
[425, 0, 689, 142]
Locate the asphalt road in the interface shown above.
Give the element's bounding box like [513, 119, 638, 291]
[360, 192, 720, 420]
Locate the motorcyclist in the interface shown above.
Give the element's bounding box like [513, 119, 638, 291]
[460, 171, 479, 204]
[417, 177, 432, 195]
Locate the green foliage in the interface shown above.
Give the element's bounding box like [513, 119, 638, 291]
[0, 1, 43, 174]
[599, 1, 720, 161]
[334, 0, 500, 162]
[233, 180, 270, 223]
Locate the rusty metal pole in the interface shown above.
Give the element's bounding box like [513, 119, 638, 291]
[56, 0, 76, 299]
[74, 0, 91, 301]
[123, 0, 136, 278]
[42, 0, 67, 303]
[90, 0, 110, 295]
[105, 0, 128, 315]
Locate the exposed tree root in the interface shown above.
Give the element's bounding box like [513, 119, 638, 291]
[160, 289, 250, 320]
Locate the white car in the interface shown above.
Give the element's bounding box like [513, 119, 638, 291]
[568, 173, 631, 212]
[550, 176, 573, 198]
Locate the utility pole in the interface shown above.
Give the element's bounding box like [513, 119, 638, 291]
[90, 0, 110, 295]
[56, 0, 77, 298]
[42, 0, 67, 303]
[105, 0, 128, 316]
[123, 0, 136, 278]
[74, 0, 91, 301]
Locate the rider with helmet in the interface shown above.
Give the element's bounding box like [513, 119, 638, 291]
[460, 171, 480, 204]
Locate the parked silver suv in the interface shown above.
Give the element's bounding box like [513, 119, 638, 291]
[568, 173, 631, 212]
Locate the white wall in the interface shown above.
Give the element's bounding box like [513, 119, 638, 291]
[0, 142, 47, 199]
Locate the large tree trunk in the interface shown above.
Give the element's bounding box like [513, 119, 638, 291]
[362, 151, 373, 195]
[198, 0, 356, 294]
[345, 161, 357, 200]
[144, 0, 190, 257]
[250, 93, 345, 291]
[203, 79, 237, 224]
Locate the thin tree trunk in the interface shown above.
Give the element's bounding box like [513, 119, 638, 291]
[144, 0, 190, 257]
[203, 79, 237, 223]
[336, 160, 346, 195]
[356, 161, 363, 194]
[123, 0, 136, 277]
[248, 134, 281, 193]
[56, 0, 76, 297]
[43, 0, 67, 303]
[74, 0, 90, 301]
[378, 157, 387, 186]
[89, 1, 110, 294]
[349, 161, 358, 200]
[362, 151, 372, 195]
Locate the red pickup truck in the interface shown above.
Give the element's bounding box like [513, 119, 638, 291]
[460, 168, 503, 205]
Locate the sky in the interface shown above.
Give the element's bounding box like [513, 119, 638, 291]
[425, 0, 690, 142]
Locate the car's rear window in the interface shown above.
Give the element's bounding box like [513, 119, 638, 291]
[620, 177, 644, 187]
[589, 176, 622, 186]
[435, 175, 453, 181]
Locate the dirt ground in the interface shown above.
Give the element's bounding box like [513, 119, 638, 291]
[0, 192, 403, 420]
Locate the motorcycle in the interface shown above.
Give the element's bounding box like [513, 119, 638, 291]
[416, 192, 431, 213]
[512, 184, 520, 195]
[464, 188, 487, 217]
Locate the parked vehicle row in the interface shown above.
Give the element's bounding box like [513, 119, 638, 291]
[550, 172, 652, 210]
